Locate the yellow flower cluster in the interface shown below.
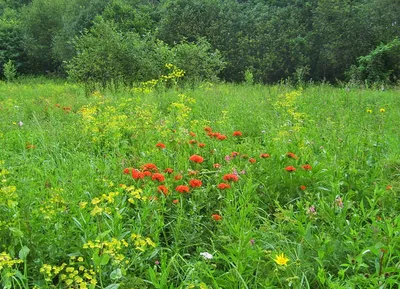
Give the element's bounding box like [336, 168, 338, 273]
[273, 89, 307, 142]
[83, 238, 128, 264]
[131, 233, 156, 252]
[38, 192, 67, 220]
[123, 185, 146, 204]
[0, 185, 17, 208]
[132, 63, 185, 93]
[0, 252, 23, 270]
[89, 191, 119, 216]
[40, 256, 97, 289]
[79, 95, 158, 147]
[169, 93, 195, 129]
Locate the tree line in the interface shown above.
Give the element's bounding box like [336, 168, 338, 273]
[1, 0, 399, 86]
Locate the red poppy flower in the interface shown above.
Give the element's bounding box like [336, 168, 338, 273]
[143, 171, 152, 177]
[217, 134, 227, 140]
[156, 143, 166, 149]
[300, 185, 307, 191]
[174, 174, 183, 180]
[172, 199, 179, 204]
[157, 185, 169, 196]
[212, 214, 222, 221]
[286, 152, 298, 159]
[189, 132, 196, 137]
[232, 131, 242, 137]
[123, 168, 131, 174]
[217, 183, 230, 189]
[188, 170, 198, 176]
[198, 143, 206, 148]
[285, 166, 296, 172]
[302, 164, 312, 171]
[188, 139, 197, 145]
[142, 163, 158, 172]
[249, 158, 256, 163]
[204, 126, 212, 133]
[189, 154, 204, 163]
[223, 174, 239, 182]
[189, 179, 202, 188]
[175, 185, 190, 193]
[152, 173, 165, 182]
[164, 168, 174, 174]
[213, 163, 221, 169]
[231, 151, 240, 157]
[260, 153, 270, 158]
[132, 170, 145, 179]
[386, 185, 393, 190]
[62, 106, 71, 113]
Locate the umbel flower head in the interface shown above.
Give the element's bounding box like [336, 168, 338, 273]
[274, 253, 289, 266]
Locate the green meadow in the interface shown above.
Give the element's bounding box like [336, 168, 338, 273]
[0, 80, 400, 288]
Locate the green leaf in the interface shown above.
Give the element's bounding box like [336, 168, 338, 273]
[9, 227, 23, 237]
[92, 252, 110, 267]
[18, 246, 30, 261]
[110, 268, 122, 280]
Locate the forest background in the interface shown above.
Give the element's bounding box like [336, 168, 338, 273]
[1, 0, 400, 87]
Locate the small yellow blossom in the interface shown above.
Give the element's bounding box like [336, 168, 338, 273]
[380, 108, 385, 113]
[366, 109, 372, 113]
[274, 253, 289, 266]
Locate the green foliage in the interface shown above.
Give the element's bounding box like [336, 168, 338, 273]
[3, 59, 17, 82]
[244, 68, 254, 85]
[102, 0, 155, 33]
[66, 18, 172, 91]
[311, 0, 375, 82]
[172, 39, 225, 83]
[157, 0, 220, 44]
[20, 0, 66, 72]
[52, 0, 111, 65]
[67, 19, 224, 89]
[1, 0, 400, 84]
[349, 38, 400, 85]
[0, 8, 26, 75]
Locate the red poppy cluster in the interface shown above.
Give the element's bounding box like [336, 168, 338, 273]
[286, 152, 298, 159]
[189, 154, 204, 163]
[176, 185, 190, 193]
[123, 126, 315, 225]
[302, 164, 312, 171]
[189, 179, 202, 188]
[212, 214, 222, 221]
[223, 174, 239, 182]
[285, 166, 296, 172]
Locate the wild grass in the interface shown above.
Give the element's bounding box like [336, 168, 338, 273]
[0, 79, 399, 288]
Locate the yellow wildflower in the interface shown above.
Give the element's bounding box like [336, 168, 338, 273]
[274, 253, 289, 266]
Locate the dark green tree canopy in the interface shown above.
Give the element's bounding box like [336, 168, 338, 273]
[1, 0, 399, 84]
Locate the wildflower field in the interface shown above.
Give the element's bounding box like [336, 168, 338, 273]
[0, 80, 400, 288]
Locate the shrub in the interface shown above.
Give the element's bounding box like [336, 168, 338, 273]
[172, 38, 225, 83]
[66, 17, 172, 92]
[348, 38, 400, 85]
[67, 19, 224, 91]
[3, 59, 17, 82]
